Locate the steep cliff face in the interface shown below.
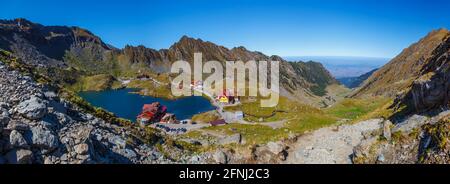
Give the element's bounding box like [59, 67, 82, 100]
[395, 35, 450, 113]
[352, 29, 450, 98]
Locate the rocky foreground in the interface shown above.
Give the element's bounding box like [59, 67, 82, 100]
[0, 60, 211, 164]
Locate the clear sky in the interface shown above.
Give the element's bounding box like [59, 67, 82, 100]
[1, 0, 449, 58]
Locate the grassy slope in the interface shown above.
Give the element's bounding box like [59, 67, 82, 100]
[184, 95, 393, 146]
[68, 74, 122, 92]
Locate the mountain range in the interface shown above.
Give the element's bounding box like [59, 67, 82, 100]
[0, 18, 342, 106]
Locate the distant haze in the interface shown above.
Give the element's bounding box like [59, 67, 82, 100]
[284, 56, 390, 78]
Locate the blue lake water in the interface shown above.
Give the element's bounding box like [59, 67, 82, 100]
[78, 88, 215, 121]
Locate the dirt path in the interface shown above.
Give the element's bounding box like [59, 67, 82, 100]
[284, 119, 383, 164]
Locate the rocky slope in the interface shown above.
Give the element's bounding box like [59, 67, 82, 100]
[352, 29, 449, 98]
[352, 110, 449, 164]
[0, 18, 342, 106]
[348, 29, 450, 164]
[0, 51, 209, 164]
[393, 34, 450, 113]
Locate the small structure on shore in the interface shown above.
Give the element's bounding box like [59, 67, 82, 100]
[137, 102, 168, 126]
[216, 89, 239, 105]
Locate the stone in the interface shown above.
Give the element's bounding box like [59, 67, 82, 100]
[44, 156, 54, 164]
[10, 130, 29, 148]
[17, 96, 47, 120]
[266, 141, 285, 154]
[393, 114, 429, 134]
[121, 149, 137, 159]
[109, 136, 126, 149]
[213, 150, 228, 164]
[5, 149, 33, 164]
[60, 154, 68, 161]
[74, 143, 89, 155]
[26, 126, 60, 150]
[377, 154, 385, 163]
[219, 134, 242, 145]
[6, 121, 29, 131]
[0, 113, 10, 126]
[189, 155, 201, 163]
[383, 120, 393, 141]
[44, 91, 57, 99]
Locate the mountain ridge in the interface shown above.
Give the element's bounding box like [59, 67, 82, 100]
[352, 28, 450, 98]
[0, 18, 342, 106]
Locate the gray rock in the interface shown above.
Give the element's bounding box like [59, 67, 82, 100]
[0, 113, 10, 126]
[219, 134, 242, 145]
[383, 120, 393, 141]
[189, 155, 201, 163]
[5, 149, 33, 164]
[10, 130, 29, 148]
[44, 91, 57, 99]
[44, 156, 54, 164]
[121, 149, 137, 159]
[17, 96, 47, 120]
[266, 141, 285, 154]
[6, 121, 29, 131]
[377, 154, 385, 163]
[213, 150, 228, 164]
[109, 136, 126, 149]
[393, 114, 429, 134]
[74, 143, 89, 155]
[27, 126, 60, 150]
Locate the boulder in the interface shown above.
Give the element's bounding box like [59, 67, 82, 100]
[0, 111, 10, 126]
[393, 114, 429, 134]
[409, 67, 450, 111]
[121, 148, 137, 159]
[383, 120, 393, 141]
[9, 130, 29, 148]
[26, 126, 60, 150]
[6, 121, 29, 131]
[17, 96, 47, 120]
[213, 150, 228, 164]
[219, 134, 242, 145]
[74, 143, 89, 155]
[266, 141, 285, 155]
[109, 135, 126, 149]
[5, 149, 33, 164]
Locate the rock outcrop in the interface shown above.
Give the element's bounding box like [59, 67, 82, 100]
[352, 111, 449, 164]
[398, 35, 450, 112]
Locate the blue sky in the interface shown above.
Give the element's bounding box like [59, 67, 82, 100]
[1, 0, 449, 58]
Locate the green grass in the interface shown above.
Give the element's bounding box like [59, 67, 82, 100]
[68, 74, 122, 92]
[184, 95, 392, 146]
[325, 97, 392, 121]
[126, 79, 177, 99]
